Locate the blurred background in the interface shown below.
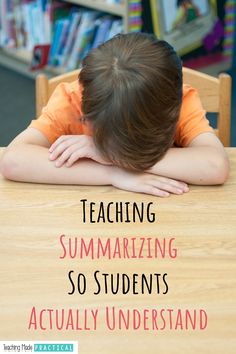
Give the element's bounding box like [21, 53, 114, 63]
[0, 0, 235, 146]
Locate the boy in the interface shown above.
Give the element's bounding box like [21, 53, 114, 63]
[0, 33, 229, 197]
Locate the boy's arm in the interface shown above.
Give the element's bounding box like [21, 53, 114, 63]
[0, 128, 188, 197]
[149, 133, 229, 185]
[0, 128, 111, 185]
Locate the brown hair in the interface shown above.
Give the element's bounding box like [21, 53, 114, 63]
[79, 33, 183, 171]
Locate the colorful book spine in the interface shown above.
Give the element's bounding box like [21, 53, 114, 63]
[128, 0, 142, 32]
[0, 0, 17, 48]
[22, 2, 34, 50]
[107, 19, 123, 40]
[223, 0, 235, 64]
[29, 2, 40, 45]
[54, 18, 70, 66]
[48, 18, 65, 65]
[43, 1, 51, 44]
[78, 24, 97, 63]
[35, 0, 46, 43]
[66, 11, 99, 71]
[7, 0, 17, 48]
[0, 0, 6, 47]
[14, 2, 24, 48]
[92, 16, 113, 49]
[60, 11, 82, 67]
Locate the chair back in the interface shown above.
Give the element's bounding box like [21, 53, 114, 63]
[36, 69, 81, 117]
[183, 67, 231, 146]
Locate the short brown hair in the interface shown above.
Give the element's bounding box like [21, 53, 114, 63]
[79, 33, 183, 171]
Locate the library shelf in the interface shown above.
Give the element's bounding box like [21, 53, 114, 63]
[0, 0, 130, 78]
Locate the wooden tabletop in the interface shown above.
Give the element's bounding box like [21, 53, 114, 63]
[0, 148, 236, 353]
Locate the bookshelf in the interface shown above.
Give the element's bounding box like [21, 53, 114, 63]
[0, 47, 64, 78]
[0, 0, 139, 79]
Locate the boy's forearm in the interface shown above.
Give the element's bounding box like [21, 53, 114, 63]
[149, 147, 229, 185]
[0, 145, 112, 185]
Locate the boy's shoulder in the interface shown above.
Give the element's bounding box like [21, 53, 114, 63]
[181, 83, 202, 113]
[58, 80, 81, 99]
[182, 83, 196, 98]
[64, 80, 81, 93]
[175, 83, 213, 147]
[53, 80, 83, 113]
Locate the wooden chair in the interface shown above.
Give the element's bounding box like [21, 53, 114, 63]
[36, 67, 232, 147]
[183, 67, 231, 147]
[36, 69, 81, 117]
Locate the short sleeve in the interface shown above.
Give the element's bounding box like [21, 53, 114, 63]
[29, 81, 83, 144]
[174, 85, 214, 147]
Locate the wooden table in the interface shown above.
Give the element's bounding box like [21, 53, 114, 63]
[0, 148, 236, 354]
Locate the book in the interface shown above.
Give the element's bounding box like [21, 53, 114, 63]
[54, 18, 70, 66]
[43, 1, 51, 44]
[0, 0, 7, 47]
[22, 1, 34, 50]
[7, 0, 17, 48]
[60, 10, 82, 68]
[30, 2, 42, 45]
[0, 0, 17, 48]
[107, 19, 123, 40]
[91, 16, 113, 49]
[66, 11, 99, 71]
[49, 0, 70, 25]
[79, 23, 98, 63]
[13, 1, 24, 48]
[48, 18, 66, 66]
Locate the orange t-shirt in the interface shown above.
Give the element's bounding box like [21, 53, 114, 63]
[29, 80, 213, 146]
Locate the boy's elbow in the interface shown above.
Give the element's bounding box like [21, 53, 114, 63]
[211, 152, 230, 185]
[0, 150, 21, 181]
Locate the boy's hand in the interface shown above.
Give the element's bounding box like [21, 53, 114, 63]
[49, 135, 111, 167]
[111, 167, 189, 197]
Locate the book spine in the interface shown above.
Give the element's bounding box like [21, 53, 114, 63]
[92, 17, 113, 49]
[60, 11, 81, 67]
[55, 19, 70, 66]
[22, 3, 33, 51]
[107, 19, 123, 40]
[44, 2, 51, 44]
[128, 0, 142, 32]
[6, 0, 17, 48]
[48, 19, 64, 65]
[66, 12, 98, 71]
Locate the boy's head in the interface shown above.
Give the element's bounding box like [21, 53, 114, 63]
[79, 33, 183, 171]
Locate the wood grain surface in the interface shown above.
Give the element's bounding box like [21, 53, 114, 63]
[0, 148, 236, 354]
